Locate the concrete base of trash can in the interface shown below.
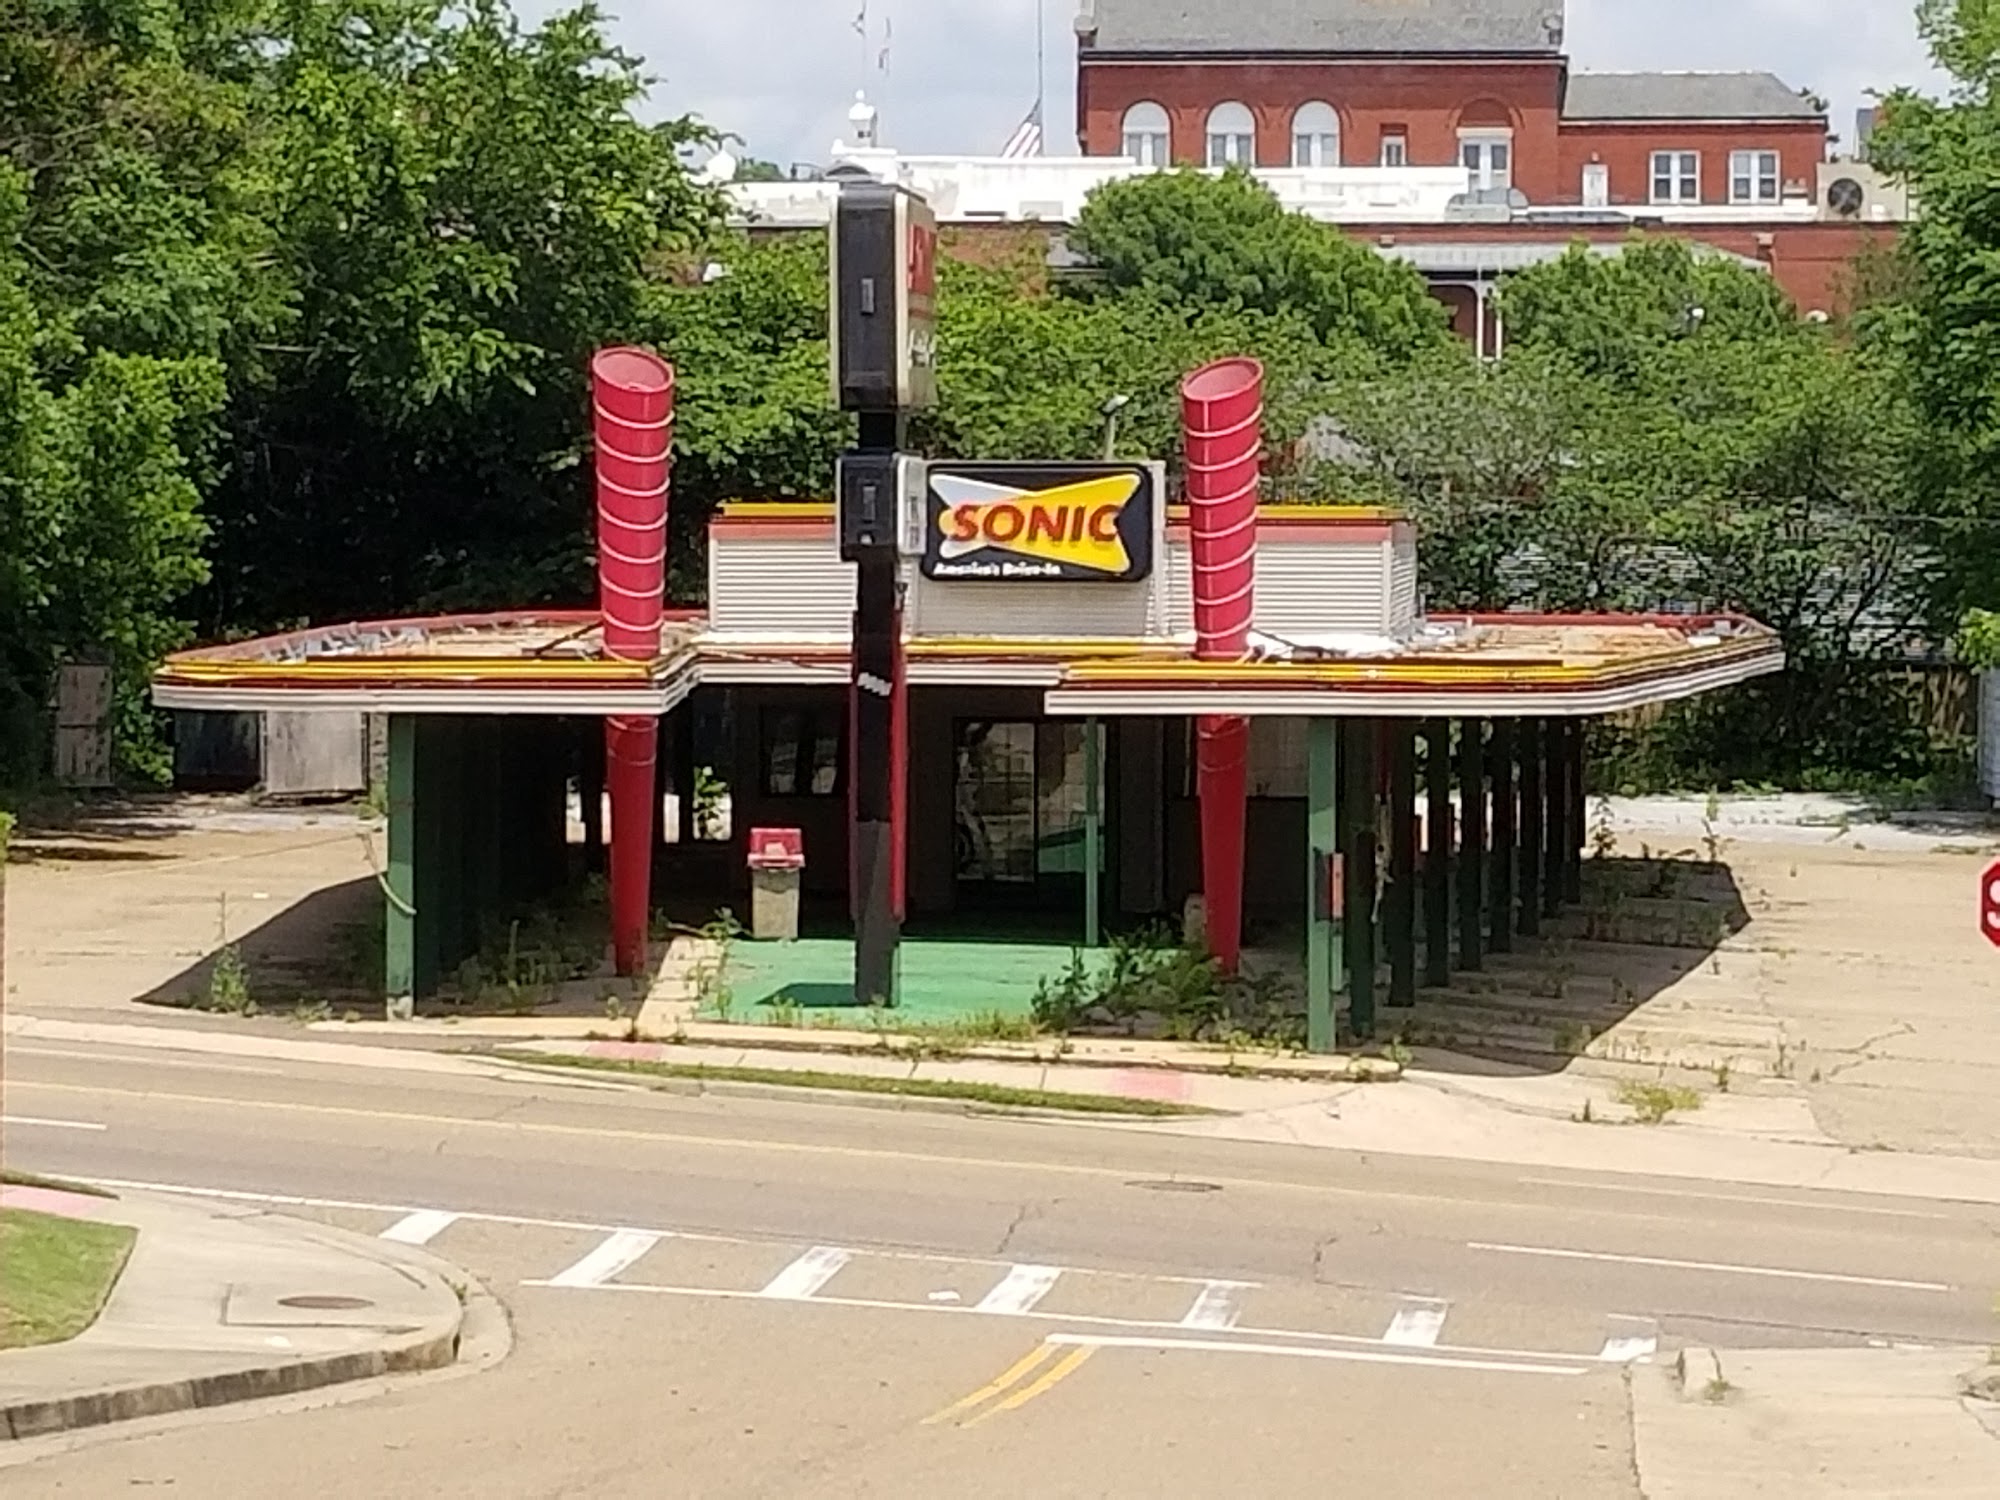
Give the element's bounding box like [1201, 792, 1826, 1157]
[750, 867, 802, 942]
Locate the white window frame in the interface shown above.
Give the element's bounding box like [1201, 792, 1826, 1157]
[1205, 102, 1256, 169]
[1380, 132, 1408, 167]
[1459, 130, 1514, 192]
[1120, 101, 1170, 167]
[1650, 150, 1701, 205]
[1290, 102, 1340, 168]
[1730, 149, 1781, 205]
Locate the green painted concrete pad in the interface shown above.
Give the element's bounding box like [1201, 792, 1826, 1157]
[722, 938, 1074, 1023]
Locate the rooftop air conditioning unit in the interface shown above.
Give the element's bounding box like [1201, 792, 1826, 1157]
[1817, 162, 1911, 224]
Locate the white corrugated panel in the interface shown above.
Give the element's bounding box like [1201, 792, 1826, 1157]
[1981, 672, 2000, 801]
[1388, 531, 1420, 636]
[908, 575, 1158, 638]
[708, 537, 856, 634]
[1164, 535, 1195, 636]
[1252, 541, 1391, 637]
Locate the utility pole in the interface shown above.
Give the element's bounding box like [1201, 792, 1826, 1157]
[831, 180, 936, 1006]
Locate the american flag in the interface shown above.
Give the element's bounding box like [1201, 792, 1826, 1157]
[999, 102, 1044, 159]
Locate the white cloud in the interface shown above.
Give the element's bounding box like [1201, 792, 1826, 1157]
[534, 1, 1949, 165]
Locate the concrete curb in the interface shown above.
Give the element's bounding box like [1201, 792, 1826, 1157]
[0, 1214, 469, 1444]
[516, 1029, 1405, 1084]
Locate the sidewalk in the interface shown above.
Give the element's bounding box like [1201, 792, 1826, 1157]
[1634, 1345, 2000, 1497]
[0, 1184, 475, 1443]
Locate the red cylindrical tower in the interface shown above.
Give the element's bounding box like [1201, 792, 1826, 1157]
[592, 347, 674, 978]
[1181, 358, 1264, 974]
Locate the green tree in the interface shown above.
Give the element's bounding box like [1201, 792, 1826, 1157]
[1871, 0, 2000, 632]
[209, 0, 721, 626]
[1069, 169, 1450, 361]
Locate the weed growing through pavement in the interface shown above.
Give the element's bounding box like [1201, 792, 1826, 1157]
[1615, 1078, 1703, 1124]
[204, 895, 258, 1016]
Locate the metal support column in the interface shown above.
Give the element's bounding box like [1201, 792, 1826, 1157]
[1083, 717, 1103, 949]
[1342, 718, 1379, 1041]
[1306, 717, 1340, 1054]
[1566, 719, 1587, 906]
[1423, 718, 1452, 989]
[1457, 718, 1485, 972]
[849, 406, 906, 1008]
[1489, 719, 1516, 956]
[385, 715, 418, 1019]
[1387, 722, 1418, 1008]
[1543, 718, 1567, 917]
[1518, 717, 1544, 939]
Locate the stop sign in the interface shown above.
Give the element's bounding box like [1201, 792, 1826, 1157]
[1983, 860, 2000, 948]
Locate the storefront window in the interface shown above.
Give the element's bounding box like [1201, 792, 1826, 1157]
[761, 706, 843, 797]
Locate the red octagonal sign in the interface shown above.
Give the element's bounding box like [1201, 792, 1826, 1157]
[1984, 860, 2000, 948]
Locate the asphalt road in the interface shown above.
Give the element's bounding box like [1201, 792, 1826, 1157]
[5, 1038, 1996, 1497]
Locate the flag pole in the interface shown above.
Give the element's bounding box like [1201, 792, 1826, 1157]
[1035, 0, 1046, 149]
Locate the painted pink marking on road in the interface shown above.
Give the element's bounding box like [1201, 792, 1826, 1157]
[1108, 1069, 1194, 1103]
[0, 1184, 116, 1220]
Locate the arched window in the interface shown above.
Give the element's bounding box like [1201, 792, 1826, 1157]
[1291, 102, 1340, 168]
[1120, 101, 1170, 167]
[1205, 101, 1255, 168]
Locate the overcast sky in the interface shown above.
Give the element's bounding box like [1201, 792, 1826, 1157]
[534, 1, 1951, 169]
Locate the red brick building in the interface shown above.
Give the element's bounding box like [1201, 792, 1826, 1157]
[1073, 0, 1895, 320]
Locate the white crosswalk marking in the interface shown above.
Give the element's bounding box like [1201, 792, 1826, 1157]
[547, 1230, 663, 1288]
[1598, 1317, 1660, 1364]
[759, 1246, 852, 1300]
[1597, 1334, 1659, 1364]
[1383, 1300, 1450, 1347]
[1179, 1281, 1248, 1330]
[975, 1264, 1062, 1315]
[378, 1210, 459, 1246]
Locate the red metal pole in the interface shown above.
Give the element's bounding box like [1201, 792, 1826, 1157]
[592, 347, 673, 977]
[1181, 358, 1263, 974]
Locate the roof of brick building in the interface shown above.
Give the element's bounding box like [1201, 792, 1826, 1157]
[1562, 72, 1824, 122]
[1077, 0, 1567, 55]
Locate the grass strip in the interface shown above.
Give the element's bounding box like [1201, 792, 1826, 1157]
[491, 1050, 1216, 1117]
[0, 1209, 137, 1349]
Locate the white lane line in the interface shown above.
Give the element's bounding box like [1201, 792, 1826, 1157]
[547, 1230, 663, 1288]
[0, 1114, 106, 1131]
[1515, 1176, 1951, 1222]
[379, 1210, 461, 1246]
[975, 1264, 1062, 1316]
[1382, 1300, 1450, 1347]
[9, 1046, 290, 1077]
[532, 1279, 1594, 1369]
[1468, 1242, 1952, 1293]
[760, 1246, 852, 1300]
[1180, 1280, 1248, 1331]
[1044, 1333, 1587, 1378]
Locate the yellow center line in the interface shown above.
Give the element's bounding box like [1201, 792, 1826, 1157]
[921, 1343, 1060, 1426]
[963, 1345, 1099, 1425]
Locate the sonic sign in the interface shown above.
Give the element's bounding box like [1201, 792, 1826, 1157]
[921, 462, 1160, 584]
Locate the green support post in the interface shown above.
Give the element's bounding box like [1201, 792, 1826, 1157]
[1387, 721, 1418, 1009]
[1489, 719, 1516, 957]
[1306, 717, 1340, 1054]
[385, 715, 418, 1019]
[1423, 719, 1452, 989]
[1543, 718, 1567, 918]
[411, 718, 444, 1003]
[1457, 718, 1485, 972]
[1083, 717, 1103, 949]
[1518, 717, 1544, 939]
[1342, 718, 1379, 1042]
